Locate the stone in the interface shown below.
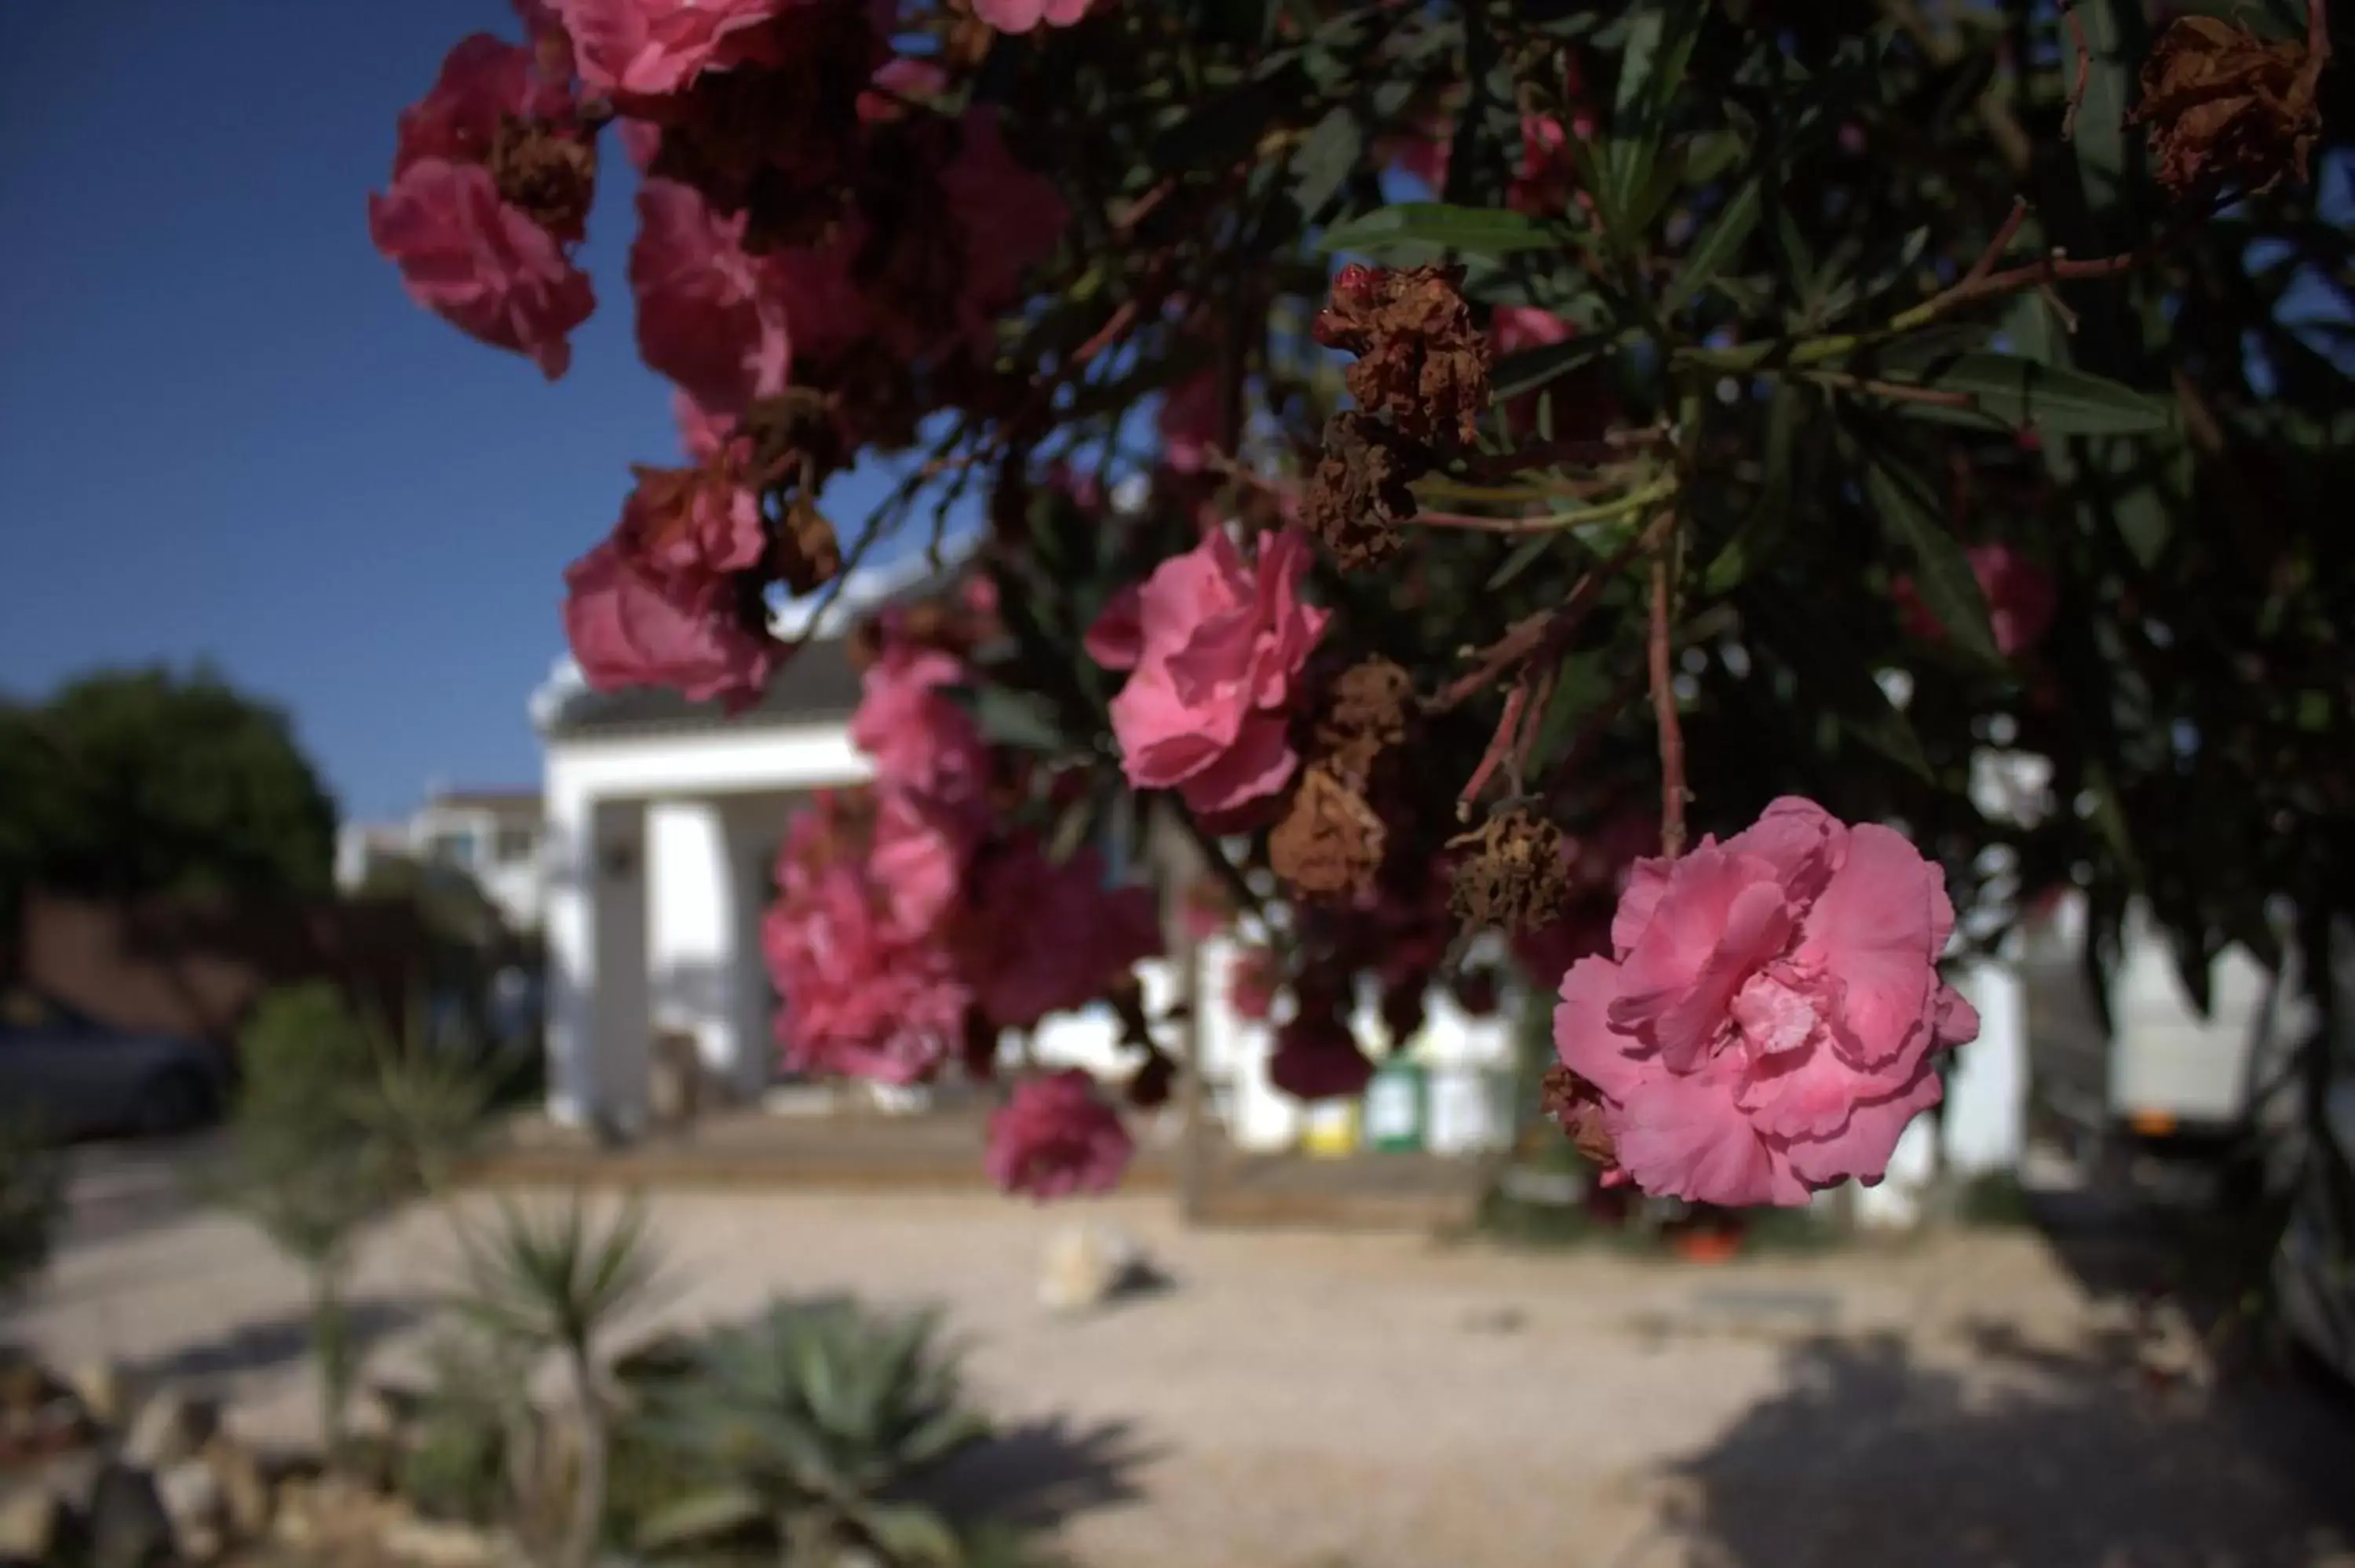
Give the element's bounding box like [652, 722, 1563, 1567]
[0, 1483, 61, 1565]
[89, 1461, 173, 1568]
[203, 1433, 272, 1541]
[123, 1386, 219, 1470]
[156, 1457, 226, 1563]
[58, 1359, 127, 1431]
[1038, 1223, 1152, 1315]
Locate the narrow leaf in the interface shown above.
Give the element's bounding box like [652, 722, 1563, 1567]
[1318, 203, 1564, 261]
[1863, 455, 2003, 664]
[634, 1486, 767, 1550]
[1490, 333, 1617, 403]
[1287, 106, 1362, 225]
[1665, 177, 1762, 313]
[1486, 533, 1558, 592]
[1876, 352, 2171, 435]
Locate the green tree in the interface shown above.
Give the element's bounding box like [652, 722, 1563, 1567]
[1, 665, 337, 920]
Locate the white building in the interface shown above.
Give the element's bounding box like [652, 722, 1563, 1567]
[336, 787, 550, 934]
[517, 560, 2060, 1211]
[523, 561, 1526, 1152]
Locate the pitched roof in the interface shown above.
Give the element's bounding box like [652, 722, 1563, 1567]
[428, 787, 543, 811]
[536, 635, 867, 740]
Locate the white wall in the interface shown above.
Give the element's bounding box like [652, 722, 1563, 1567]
[542, 721, 867, 1128]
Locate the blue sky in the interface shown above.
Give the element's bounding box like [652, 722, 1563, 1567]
[0, 2, 933, 825]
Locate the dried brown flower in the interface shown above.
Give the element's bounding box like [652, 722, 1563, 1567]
[488, 116, 597, 239]
[739, 390, 851, 490]
[1449, 809, 1570, 932]
[1304, 413, 1427, 570]
[2130, 16, 2325, 196]
[1380, 979, 1427, 1048]
[644, 9, 879, 250]
[1127, 1049, 1175, 1110]
[1539, 1063, 1618, 1168]
[1316, 655, 1415, 789]
[1312, 264, 1492, 447]
[1270, 764, 1389, 899]
[772, 497, 843, 596]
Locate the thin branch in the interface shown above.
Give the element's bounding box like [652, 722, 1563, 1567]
[1539, 603, 1739, 815]
[1511, 662, 1559, 793]
[2303, 0, 2335, 93]
[1649, 548, 1688, 860]
[2062, 5, 2093, 141]
[1413, 476, 1677, 534]
[1955, 198, 2031, 301]
[1457, 679, 1532, 820]
[1425, 509, 1674, 716]
[1797, 370, 1980, 407]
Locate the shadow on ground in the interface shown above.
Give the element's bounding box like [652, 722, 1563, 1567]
[130, 1296, 425, 1387]
[920, 1415, 1157, 1533]
[1661, 1330, 2355, 1568]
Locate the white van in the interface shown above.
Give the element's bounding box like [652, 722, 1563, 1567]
[2017, 892, 2309, 1150]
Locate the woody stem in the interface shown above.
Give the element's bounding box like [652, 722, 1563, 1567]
[1457, 679, 1532, 820]
[1650, 541, 1688, 860]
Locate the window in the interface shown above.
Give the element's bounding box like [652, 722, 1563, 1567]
[494, 826, 537, 865]
[428, 830, 478, 868]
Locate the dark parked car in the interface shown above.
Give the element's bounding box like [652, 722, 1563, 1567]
[0, 986, 228, 1140]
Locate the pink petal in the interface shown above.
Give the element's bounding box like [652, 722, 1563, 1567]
[1607, 1057, 1804, 1209]
[1794, 823, 1941, 1070]
[1782, 1063, 1944, 1190]
[1552, 955, 1645, 1103]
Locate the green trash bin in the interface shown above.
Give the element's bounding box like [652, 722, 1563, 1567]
[1364, 1058, 1428, 1153]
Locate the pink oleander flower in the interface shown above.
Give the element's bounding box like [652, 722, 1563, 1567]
[1082, 585, 1144, 671]
[674, 390, 736, 460]
[370, 160, 596, 379]
[849, 640, 989, 805]
[618, 118, 664, 170]
[1894, 543, 2058, 658]
[511, 0, 579, 89]
[392, 35, 538, 175]
[1269, 1012, 1375, 1101]
[985, 1070, 1134, 1201]
[550, 0, 790, 98]
[764, 860, 970, 1085]
[972, 0, 1096, 34]
[960, 842, 1163, 1030]
[614, 458, 765, 578]
[1157, 370, 1222, 475]
[561, 538, 776, 706]
[938, 108, 1069, 348]
[1101, 528, 1331, 819]
[1552, 797, 1982, 1209]
[765, 228, 874, 371]
[859, 55, 948, 122]
[867, 791, 973, 935]
[630, 179, 793, 416]
[1492, 306, 1572, 356]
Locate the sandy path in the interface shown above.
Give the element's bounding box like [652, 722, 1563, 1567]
[11, 1142, 2354, 1567]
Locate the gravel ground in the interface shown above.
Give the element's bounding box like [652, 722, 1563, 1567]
[12, 1141, 2355, 1568]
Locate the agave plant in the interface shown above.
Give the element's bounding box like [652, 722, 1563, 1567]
[630, 1298, 992, 1567]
